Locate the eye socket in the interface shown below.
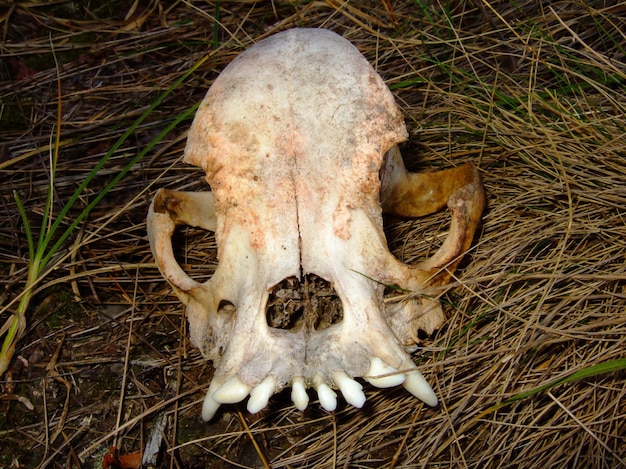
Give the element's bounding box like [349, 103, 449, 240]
[266, 274, 343, 331]
[217, 300, 236, 314]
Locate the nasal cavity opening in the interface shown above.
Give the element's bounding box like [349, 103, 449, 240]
[266, 274, 343, 331]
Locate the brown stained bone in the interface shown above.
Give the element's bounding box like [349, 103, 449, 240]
[378, 146, 486, 344]
[152, 189, 217, 232]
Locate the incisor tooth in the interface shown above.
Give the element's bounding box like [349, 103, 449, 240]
[212, 376, 252, 404]
[403, 370, 438, 407]
[333, 371, 366, 408]
[364, 357, 406, 388]
[291, 376, 309, 411]
[316, 383, 337, 412]
[247, 376, 276, 414]
[202, 381, 221, 422]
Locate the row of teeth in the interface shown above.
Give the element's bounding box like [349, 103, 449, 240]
[201, 357, 438, 421]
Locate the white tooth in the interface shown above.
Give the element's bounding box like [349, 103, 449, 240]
[364, 357, 406, 388]
[247, 376, 276, 414]
[333, 371, 366, 408]
[291, 376, 309, 411]
[202, 381, 221, 422]
[403, 370, 438, 407]
[316, 383, 337, 412]
[212, 376, 252, 404]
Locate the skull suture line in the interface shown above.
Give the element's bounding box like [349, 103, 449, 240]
[148, 28, 485, 421]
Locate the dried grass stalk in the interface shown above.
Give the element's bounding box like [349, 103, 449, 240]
[1, 1, 624, 467]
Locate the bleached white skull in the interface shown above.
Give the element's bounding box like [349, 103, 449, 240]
[148, 28, 485, 421]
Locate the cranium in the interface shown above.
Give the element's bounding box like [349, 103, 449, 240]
[148, 28, 485, 421]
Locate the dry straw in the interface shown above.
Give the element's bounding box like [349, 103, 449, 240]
[1, 1, 624, 468]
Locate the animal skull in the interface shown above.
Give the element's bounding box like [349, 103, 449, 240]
[148, 28, 485, 421]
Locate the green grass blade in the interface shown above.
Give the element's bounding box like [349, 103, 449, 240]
[482, 358, 626, 415]
[36, 55, 208, 264]
[40, 101, 200, 269]
[38, 46, 62, 253]
[13, 190, 35, 264]
[1, 55, 208, 375]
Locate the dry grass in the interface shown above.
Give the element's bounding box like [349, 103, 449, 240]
[1, 1, 625, 468]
